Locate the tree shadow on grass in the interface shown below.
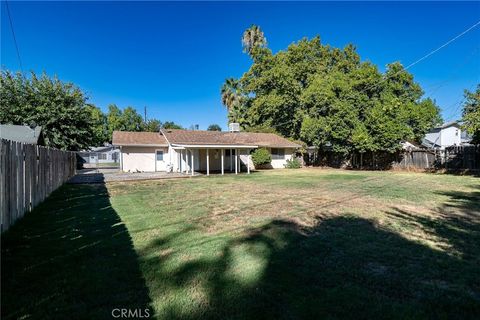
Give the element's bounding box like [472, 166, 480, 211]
[1, 184, 152, 320]
[141, 193, 480, 319]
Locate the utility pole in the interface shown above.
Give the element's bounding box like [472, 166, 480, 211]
[144, 106, 147, 122]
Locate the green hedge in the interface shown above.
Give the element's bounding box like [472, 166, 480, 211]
[284, 158, 301, 169]
[251, 148, 272, 167]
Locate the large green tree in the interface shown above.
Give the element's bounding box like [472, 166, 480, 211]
[162, 121, 183, 129]
[207, 124, 222, 131]
[144, 119, 162, 132]
[122, 106, 144, 131]
[86, 104, 108, 146]
[461, 85, 480, 144]
[223, 29, 442, 155]
[106, 104, 145, 138]
[0, 71, 96, 150]
[106, 104, 124, 137]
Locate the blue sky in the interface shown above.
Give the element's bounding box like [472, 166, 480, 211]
[1, 1, 479, 130]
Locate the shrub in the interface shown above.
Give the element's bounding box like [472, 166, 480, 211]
[284, 157, 301, 169]
[251, 148, 272, 167]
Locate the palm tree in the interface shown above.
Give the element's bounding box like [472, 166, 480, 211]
[242, 25, 267, 56]
[221, 78, 239, 111]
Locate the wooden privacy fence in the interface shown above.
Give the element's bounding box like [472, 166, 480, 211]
[391, 150, 437, 170]
[444, 145, 480, 170]
[0, 139, 76, 232]
[305, 147, 479, 171]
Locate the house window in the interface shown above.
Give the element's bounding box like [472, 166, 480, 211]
[156, 150, 164, 161]
[271, 148, 285, 160]
[98, 153, 107, 160]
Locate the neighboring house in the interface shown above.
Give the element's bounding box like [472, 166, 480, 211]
[422, 121, 466, 150]
[0, 124, 44, 145]
[79, 145, 120, 164]
[112, 128, 300, 174]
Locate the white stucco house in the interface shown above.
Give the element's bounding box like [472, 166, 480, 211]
[422, 121, 470, 150]
[112, 128, 300, 175]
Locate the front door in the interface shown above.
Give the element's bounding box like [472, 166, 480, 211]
[156, 150, 166, 171]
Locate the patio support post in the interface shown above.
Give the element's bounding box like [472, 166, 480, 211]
[239, 149, 242, 173]
[183, 150, 186, 173]
[230, 149, 233, 172]
[221, 149, 224, 175]
[191, 150, 194, 176]
[178, 150, 182, 172]
[235, 148, 238, 174]
[206, 149, 210, 176]
[247, 152, 250, 174]
[120, 146, 123, 172]
[184, 150, 188, 173]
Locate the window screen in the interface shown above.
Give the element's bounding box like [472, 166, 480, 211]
[271, 148, 285, 160]
[156, 150, 164, 161]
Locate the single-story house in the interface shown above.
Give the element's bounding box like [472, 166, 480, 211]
[0, 124, 44, 145]
[112, 128, 300, 175]
[78, 145, 120, 164]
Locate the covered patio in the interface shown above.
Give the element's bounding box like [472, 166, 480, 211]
[172, 145, 256, 176]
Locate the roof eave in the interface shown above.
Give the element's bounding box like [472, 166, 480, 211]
[171, 143, 258, 148]
[114, 143, 169, 147]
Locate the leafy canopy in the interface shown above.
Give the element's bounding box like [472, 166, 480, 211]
[0, 71, 95, 150]
[162, 121, 184, 130]
[222, 27, 442, 154]
[207, 124, 222, 131]
[461, 84, 480, 144]
[0, 70, 184, 148]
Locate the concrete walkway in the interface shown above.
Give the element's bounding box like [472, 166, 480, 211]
[68, 169, 199, 184]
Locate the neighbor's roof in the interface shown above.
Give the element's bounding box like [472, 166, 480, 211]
[161, 129, 301, 148]
[436, 121, 461, 129]
[112, 131, 168, 146]
[0, 124, 43, 144]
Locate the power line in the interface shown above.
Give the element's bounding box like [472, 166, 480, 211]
[345, 19, 480, 102]
[5, 0, 23, 73]
[443, 81, 479, 123]
[269, 20, 480, 129]
[404, 20, 480, 71]
[422, 45, 480, 96]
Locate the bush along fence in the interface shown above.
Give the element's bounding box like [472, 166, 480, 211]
[0, 139, 76, 232]
[304, 147, 480, 171]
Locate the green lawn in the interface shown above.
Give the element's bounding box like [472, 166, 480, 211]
[2, 169, 480, 319]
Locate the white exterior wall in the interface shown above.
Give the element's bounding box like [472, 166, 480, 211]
[170, 148, 199, 173]
[98, 150, 120, 163]
[121, 146, 168, 172]
[440, 126, 461, 147]
[120, 145, 296, 172]
[269, 148, 295, 169]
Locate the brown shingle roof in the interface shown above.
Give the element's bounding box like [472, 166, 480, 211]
[112, 131, 168, 146]
[161, 129, 300, 148]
